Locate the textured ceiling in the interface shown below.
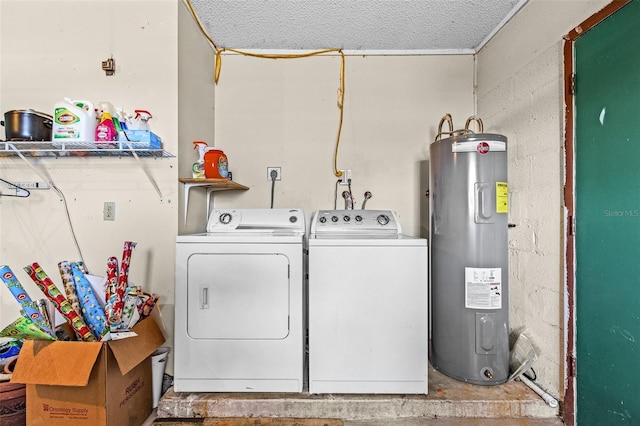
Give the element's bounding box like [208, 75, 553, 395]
[188, 0, 528, 54]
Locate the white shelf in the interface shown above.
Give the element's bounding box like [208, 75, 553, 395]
[0, 141, 174, 158]
[1, 140, 174, 200]
[179, 178, 250, 226]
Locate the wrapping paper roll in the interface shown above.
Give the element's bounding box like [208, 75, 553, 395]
[0, 265, 55, 337]
[76, 260, 89, 274]
[36, 299, 53, 330]
[117, 286, 142, 331]
[71, 263, 108, 340]
[139, 292, 159, 319]
[58, 261, 83, 318]
[105, 256, 120, 325]
[24, 263, 96, 342]
[115, 242, 136, 313]
[1, 315, 56, 340]
[106, 242, 136, 328]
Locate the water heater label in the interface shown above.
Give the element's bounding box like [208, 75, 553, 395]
[496, 182, 508, 213]
[465, 267, 502, 309]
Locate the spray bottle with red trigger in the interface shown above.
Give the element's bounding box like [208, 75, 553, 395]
[133, 109, 153, 131]
[192, 141, 208, 178]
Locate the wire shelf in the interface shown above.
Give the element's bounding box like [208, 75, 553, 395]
[0, 141, 174, 158]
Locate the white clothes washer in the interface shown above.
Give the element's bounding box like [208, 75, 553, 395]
[307, 209, 428, 394]
[174, 208, 305, 392]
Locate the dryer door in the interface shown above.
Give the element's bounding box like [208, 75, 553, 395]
[186, 253, 290, 339]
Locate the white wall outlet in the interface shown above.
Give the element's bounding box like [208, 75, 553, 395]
[267, 167, 281, 181]
[103, 202, 116, 221]
[339, 169, 352, 185]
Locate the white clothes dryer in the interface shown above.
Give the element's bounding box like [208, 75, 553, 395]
[174, 208, 305, 392]
[307, 209, 428, 394]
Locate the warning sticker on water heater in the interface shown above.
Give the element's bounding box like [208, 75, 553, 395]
[465, 267, 502, 309]
[496, 182, 508, 213]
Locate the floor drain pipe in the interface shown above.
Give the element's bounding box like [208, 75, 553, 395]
[518, 375, 559, 408]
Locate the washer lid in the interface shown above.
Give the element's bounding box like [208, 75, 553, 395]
[207, 208, 305, 234]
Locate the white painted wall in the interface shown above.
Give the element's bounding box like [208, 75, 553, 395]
[212, 54, 475, 236]
[0, 0, 214, 374]
[0, 1, 474, 377]
[177, 0, 216, 235]
[1, 0, 611, 404]
[476, 0, 610, 398]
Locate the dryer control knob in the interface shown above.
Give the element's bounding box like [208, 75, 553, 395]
[289, 215, 298, 223]
[376, 214, 390, 226]
[219, 212, 233, 224]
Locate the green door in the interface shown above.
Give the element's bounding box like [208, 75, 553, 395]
[574, 1, 640, 423]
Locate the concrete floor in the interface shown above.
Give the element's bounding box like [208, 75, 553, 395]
[146, 417, 562, 425]
[147, 365, 563, 425]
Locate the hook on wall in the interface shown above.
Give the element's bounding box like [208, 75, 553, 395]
[0, 178, 30, 198]
[102, 56, 116, 76]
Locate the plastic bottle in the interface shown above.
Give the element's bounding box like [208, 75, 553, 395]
[53, 98, 96, 142]
[204, 148, 228, 179]
[95, 112, 117, 146]
[192, 141, 208, 178]
[134, 109, 153, 131]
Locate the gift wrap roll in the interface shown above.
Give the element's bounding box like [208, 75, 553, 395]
[0, 265, 55, 337]
[76, 260, 89, 274]
[58, 261, 83, 318]
[117, 286, 142, 330]
[24, 262, 96, 342]
[105, 256, 121, 325]
[36, 299, 53, 330]
[139, 292, 159, 319]
[1, 315, 56, 341]
[71, 262, 108, 339]
[114, 242, 136, 322]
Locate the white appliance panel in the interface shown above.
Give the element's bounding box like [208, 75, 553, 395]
[309, 245, 428, 382]
[187, 253, 290, 340]
[174, 208, 305, 393]
[307, 209, 428, 395]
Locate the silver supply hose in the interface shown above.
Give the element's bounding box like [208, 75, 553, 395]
[361, 191, 372, 210]
[342, 191, 352, 210]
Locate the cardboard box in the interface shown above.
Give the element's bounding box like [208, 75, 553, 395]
[10, 316, 165, 426]
[121, 130, 162, 149]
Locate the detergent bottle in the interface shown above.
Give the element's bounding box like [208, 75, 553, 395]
[204, 147, 228, 179]
[53, 98, 96, 142]
[95, 111, 117, 145]
[192, 141, 207, 178]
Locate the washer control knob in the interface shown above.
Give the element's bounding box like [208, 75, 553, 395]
[343, 215, 351, 222]
[289, 215, 298, 223]
[376, 214, 390, 226]
[331, 215, 339, 222]
[355, 215, 363, 222]
[319, 216, 327, 224]
[219, 212, 233, 224]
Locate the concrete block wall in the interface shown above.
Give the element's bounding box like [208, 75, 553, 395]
[476, 0, 610, 398]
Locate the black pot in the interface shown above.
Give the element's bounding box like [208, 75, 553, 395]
[1, 109, 53, 141]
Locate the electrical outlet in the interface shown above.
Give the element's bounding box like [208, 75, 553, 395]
[267, 167, 281, 181]
[339, 169, 352, 185]
[103, 202, 116, 221]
